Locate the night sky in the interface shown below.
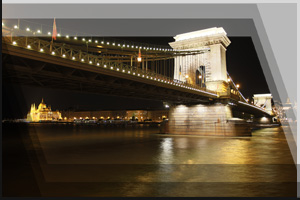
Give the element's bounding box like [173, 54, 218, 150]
[3, 36, 270, 119]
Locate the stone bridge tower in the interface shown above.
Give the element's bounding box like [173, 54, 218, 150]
[253, 94, 273, 114]
[169, 27, 231, 93]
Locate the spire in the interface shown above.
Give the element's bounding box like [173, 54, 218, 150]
[41, 98, 44, 104]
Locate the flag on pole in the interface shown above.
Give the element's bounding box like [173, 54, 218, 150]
[52, 18, 57, 40]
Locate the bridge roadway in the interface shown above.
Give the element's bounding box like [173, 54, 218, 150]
[2, 30, 271, 117]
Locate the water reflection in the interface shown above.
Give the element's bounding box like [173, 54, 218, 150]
[2, 124, 296, 197]
[159, 138, 174, 164]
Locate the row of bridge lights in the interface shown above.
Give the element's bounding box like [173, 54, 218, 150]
[4, 23, 261, 105]
[11, 40, 214, 95]
[5, 23, 172, 52]
[226, 78, 251, 103]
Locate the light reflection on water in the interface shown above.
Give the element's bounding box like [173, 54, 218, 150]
[4, 124, 296, 197]
[159, 138, 174, 164]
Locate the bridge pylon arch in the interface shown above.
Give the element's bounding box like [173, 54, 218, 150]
[169, 27, 231, 94]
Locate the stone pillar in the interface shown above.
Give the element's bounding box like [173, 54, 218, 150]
[206, 44, 228, 93]
[161, 104, 251, 136]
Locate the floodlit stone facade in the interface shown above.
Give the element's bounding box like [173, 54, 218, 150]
[27, 99, 62, 122]
[169, 27, 231, 93]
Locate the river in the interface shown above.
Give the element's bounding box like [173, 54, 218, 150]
[2, 123, 296, 197]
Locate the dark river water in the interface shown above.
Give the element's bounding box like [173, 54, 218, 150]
[2, 123, 296, 197]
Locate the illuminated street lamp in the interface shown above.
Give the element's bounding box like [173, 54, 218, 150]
[137, 48, 142, 62]
[236, 84, 240, 88]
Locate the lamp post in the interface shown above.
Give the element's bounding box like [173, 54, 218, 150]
[185, 74, 189, 84]
[137, 48, 142, 62]
[199, 75, 202, 87]
[137, 48, 142, 70]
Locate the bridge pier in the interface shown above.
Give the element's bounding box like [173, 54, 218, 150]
[161, 103, 251, 136]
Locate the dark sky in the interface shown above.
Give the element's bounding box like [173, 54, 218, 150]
[3, 36, 270, 119]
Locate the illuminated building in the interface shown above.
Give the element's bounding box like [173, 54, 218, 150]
[27, 98, 62, 122]
[61, 109, 168, 122]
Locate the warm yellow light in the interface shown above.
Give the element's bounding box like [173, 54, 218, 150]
[227, 78, 231, 82]
[236, 84, 240, 88]
[185, 75, 189, 78]
[199, 75, 202, 79]
[137, 48, 142, 62]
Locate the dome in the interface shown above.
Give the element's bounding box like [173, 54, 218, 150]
[38, 98, 47, 110]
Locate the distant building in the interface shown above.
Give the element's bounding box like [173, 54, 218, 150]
[274, 98, 296, 123]
[61, 109, 169, 122]
[27, 98, 62, 122]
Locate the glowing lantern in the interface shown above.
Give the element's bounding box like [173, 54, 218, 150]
[137, 48, 142, 62]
